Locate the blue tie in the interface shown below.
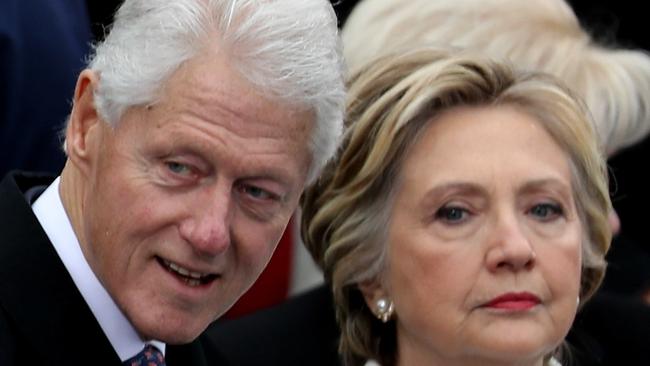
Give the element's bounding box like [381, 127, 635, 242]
[123, 344, 166, 366]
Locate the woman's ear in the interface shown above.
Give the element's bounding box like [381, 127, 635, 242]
[65, 69, 103, 176]
[359, 279, 393, 322]
[359, 279, 387, 306]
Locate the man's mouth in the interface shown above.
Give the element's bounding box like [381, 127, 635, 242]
[157, 257, 219, 287]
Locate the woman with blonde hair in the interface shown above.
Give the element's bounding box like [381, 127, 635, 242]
[342, 0, 650, 155]
[301, 48, 612, 366]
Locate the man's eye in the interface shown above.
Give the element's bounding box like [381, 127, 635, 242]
[166, 161, 191, 175]
[239, 184, 275, 201]
[435, 206, 469, 224]
[529, 203, 563, 221]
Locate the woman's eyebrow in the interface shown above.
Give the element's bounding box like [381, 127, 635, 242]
[420, 182, 487, 203]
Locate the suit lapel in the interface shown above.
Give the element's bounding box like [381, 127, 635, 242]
[167, 334, 231, 366]
[0, 172, 121, 365]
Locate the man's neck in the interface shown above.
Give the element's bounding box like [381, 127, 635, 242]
[59, 162, 90, 264]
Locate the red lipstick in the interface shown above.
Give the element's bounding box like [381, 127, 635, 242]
[483, 292, 541, 310]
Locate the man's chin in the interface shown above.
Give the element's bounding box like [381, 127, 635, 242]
[136, 317, 209, 345]
[158, 332, 202, 345]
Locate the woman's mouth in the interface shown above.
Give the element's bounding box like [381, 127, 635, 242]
[482, 292, 541, 310]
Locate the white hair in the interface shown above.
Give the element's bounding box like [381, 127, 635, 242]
[88, 0, 345, 182]
[342, 0, 650, 153]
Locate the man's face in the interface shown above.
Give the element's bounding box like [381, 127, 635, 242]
[78, 52, 313, 343]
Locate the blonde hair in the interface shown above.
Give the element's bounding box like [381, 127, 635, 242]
[342, 0, 650, 153]
[301, 49, 612, 366]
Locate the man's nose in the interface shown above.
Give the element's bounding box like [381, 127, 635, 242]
[179, 189, 232, 257]
[485, 212, 536, 272]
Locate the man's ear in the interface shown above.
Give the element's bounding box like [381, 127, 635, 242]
[65, 69, 103, 176]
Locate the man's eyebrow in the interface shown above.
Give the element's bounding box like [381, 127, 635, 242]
[162, 141, 300, 189]
[241, 168, 298, 193]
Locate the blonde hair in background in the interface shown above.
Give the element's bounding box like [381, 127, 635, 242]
[301, 48, 612, 366]
[342, 0, 650, 154]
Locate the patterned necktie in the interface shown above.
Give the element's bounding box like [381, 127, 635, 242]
[123, 344, 166, 366]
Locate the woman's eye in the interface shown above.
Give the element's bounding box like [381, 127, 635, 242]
[529, 203, 563, 221]
[435, 206, 469, 223]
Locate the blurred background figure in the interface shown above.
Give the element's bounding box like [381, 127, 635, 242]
[343, 0, 650, 155]
[0, 0, 92, 176]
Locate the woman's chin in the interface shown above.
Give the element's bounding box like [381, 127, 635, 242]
[464, 337, 558, 365]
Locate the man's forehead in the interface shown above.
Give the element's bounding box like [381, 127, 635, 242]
[157, 51, 314, 136]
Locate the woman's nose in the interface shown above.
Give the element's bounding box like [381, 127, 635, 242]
[485, 214, 536, 272]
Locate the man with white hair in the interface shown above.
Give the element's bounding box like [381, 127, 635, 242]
[0, 0, 345, 364]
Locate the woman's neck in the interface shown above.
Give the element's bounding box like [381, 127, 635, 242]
[396, 334, 546, 366]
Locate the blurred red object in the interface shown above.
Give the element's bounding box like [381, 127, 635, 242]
[223, 217, 294, 318]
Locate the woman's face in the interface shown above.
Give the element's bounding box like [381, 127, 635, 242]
[376, 106, 582, 365]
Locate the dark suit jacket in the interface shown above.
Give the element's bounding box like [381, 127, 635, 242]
[207, 284, 342, 366]
[0, 172, 228, 365]
[0, 1, 92, 177]
[567, 292, 650, 365]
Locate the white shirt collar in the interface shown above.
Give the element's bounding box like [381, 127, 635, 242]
[32, 177, 166, 361]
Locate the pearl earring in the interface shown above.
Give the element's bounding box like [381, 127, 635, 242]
[375, 298, 394, 323]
